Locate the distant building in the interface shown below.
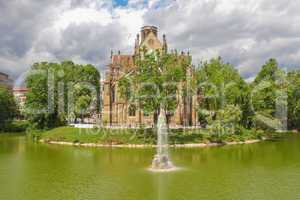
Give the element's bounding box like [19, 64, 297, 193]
[102, 26, 198, 127]
[13, 87, 28, 114]
[0, 72, 13, 89]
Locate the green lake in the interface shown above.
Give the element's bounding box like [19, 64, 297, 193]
[0, 134, 300, 200]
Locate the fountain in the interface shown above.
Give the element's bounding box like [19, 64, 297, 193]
[151, 109, 175, 171]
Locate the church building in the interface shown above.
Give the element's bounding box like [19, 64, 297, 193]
[102, 26, 198, 127]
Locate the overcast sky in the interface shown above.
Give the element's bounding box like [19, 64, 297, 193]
[0, 0, 299, 84]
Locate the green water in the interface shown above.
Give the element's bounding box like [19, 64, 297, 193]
[0, 134, 300, 200]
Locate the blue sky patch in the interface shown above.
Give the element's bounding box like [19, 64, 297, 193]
[113, 0, 129, 7]
[113, 0, 150, 8]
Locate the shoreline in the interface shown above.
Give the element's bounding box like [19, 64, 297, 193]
[40, 138, 264, 149]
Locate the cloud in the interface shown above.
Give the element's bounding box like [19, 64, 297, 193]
[0, 0, 299, 84]
[0, 0, 141, 82]
[144, 0, 300, 78]
[0, 0, 61, 57]
[0, 0, 67, 83]
[34, 22, 124, 66]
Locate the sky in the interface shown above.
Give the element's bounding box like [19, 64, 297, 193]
[0, 0, 299, 85]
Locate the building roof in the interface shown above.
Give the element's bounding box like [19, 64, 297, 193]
[0, 72, 9, 78]
[111, 55, 135, 70]
[0, 72, 9, 80]
[141, 25, 158, 31]
[13, 87, 28, 92]
[0, 72, 13, 89]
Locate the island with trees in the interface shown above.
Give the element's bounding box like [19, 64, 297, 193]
[0, 53, 299, 147]
[0, 52, 292, 147]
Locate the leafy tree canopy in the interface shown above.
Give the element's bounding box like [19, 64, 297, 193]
[287, 70, 300, 129]
[25, 61, 100, 129]
[196, 57, 248, 110]
[119, 50, 191, 124]
[195, 57, 253, 128]
[0, 86, 17, 130]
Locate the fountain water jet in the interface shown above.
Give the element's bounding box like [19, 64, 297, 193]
[151, 109, 175, 171]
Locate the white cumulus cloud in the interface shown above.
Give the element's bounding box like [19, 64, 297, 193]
[0, 0, 299, 84]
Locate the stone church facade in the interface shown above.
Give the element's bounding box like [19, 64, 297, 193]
[102, 26, 198, 127]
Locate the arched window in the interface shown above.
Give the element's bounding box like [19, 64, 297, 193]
[148, 39, 154, 45]
[128, 104, 136, 117]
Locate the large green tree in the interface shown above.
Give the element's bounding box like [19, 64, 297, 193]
[251, 58, 288, 130]
[25, 61, 100, 129]
[74, 84, 93, 123]
[287, 70, 300, 129]
[0, 86, 17, 131]
[119, 50, 191, 126]
[252, 58, 281, 113]
[195, 57, 252, 128]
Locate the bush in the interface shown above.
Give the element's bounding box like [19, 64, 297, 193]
[3, 120, 29, 132]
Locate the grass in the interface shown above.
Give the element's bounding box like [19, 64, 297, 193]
[31, 126, 290, 145]
[34, 127, 156, 145]
[0, 132, 26, 136]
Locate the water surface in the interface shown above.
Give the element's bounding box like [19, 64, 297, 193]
[0, 134, 300, 200]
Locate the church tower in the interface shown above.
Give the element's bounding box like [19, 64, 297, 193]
[139, 26, 165, 52]
[103, 26, 198, 128]
[141, 26, 158, 43]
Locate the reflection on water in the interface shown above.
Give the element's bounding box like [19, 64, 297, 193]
[0, 134, 300, 200]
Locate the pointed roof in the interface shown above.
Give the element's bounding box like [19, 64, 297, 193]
[140, 31, 163, 51]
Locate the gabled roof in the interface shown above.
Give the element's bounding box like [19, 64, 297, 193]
[111, 55, 134, 67]
[140, 31, 162, 51]
[0, 72, 9, 78]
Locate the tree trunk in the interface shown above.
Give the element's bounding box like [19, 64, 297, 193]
[165, 112, 171, 129]
[189, 96, 193, 126]
[125, 102, 128, 127]
[138, 100, 142, 128]
[81, 114, 84, 123]
[153, 108, 160, 127]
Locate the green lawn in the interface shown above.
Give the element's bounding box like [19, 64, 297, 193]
[34, 127, 156, 145]
[30, 126, 288, 145]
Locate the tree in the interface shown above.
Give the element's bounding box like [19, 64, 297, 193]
[207, 105, 242, 136]
[251, 58, 288, 131]
[25, 61, 100, 129]
[118, 76, 133, 125]
[195, 57, 251, 128]
[254, 58, 280, 84]
[0, 86, 17, 131]
[251, 59, 281, 113]
[287, 70, 300, 129]
[119, 50, 190, 126]
[25, 62, 62, 129]
[74, 84, 93, 123]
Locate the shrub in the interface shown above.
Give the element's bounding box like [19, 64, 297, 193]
[3, 120, 29, 132]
